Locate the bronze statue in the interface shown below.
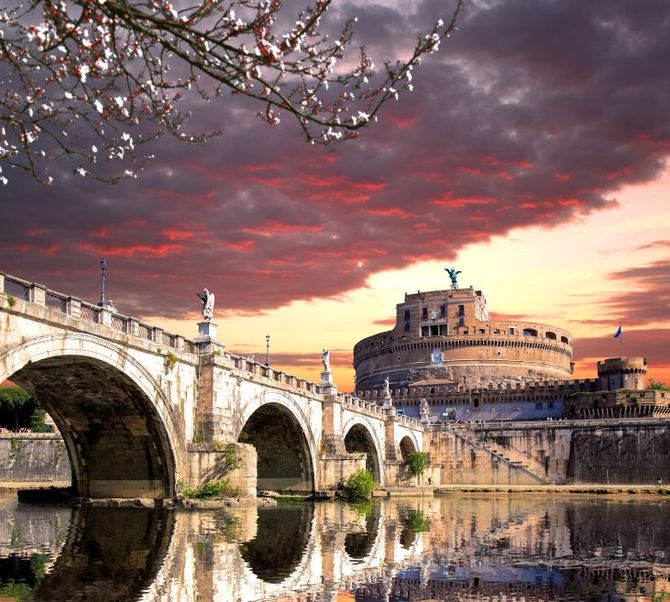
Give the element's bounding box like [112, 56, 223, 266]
[445, 267, 461, 289]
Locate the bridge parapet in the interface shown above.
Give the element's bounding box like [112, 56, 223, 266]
[1, 271, 198, 355]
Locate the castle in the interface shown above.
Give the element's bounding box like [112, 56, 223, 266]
[354, 275, 667, 422]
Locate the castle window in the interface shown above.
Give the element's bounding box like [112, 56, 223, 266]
[458, 304, 465, 316]
[422, 307, 428, 320]
[560, 336, 569, 344]
[439, 324, 448, 335]
[404, 309, 410, 321]
[523, 328, 538, 337]
[440, 304, 446, 318]
[404, 322, 410, 332]
[421, 326, 429, 337]
[458, 317, 465, 327]
[430, 325, 439, 336]
[545, 331, 557, 340]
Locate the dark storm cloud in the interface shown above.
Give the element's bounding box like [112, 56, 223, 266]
[1, 0, 669, 319]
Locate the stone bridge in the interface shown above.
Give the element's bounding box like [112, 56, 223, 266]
[0, 270, 424, 499]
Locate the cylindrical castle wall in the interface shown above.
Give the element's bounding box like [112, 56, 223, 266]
[354, 330, 573, 390]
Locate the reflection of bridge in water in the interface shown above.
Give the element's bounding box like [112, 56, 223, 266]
[1, 495, 668, 601]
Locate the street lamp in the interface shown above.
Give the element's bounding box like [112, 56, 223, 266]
[265, 334, 271, 368]
[98, 259, 107, 307]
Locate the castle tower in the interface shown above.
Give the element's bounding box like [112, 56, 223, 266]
[597, 357, 647, 391]
[354, 284, 573, 391]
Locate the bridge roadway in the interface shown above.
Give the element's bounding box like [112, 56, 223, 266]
[0, 271, 423, 499]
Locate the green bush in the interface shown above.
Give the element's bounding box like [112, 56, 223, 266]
[343, 469, 377, 500]
[408, 510, 429, 533]
[177, 479, 240, 500]
[407, 451, 428, 476]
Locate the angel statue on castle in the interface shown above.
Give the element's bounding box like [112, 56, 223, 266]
[445, 267, 462, 289]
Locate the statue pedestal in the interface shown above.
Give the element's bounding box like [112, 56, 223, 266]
[320, 372, 337, 395]
[195, 320, 218, 342]
[382, 395, 393, 409]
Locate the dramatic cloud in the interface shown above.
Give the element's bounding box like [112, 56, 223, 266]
[1, 0, 669, 319]
[573, 328, 670, 381]
[601, 260, 670, 326]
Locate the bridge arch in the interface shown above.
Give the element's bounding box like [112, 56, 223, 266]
[342, 418, 384, 486]
[237, 391, 317, 493]
[0, 333, 187, 498]
[399, 435, 418, 462]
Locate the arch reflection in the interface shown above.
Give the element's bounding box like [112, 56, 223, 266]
[28, 505, 174, 601]
[239, 504, 315, 584]
[344, 504, 382, 561]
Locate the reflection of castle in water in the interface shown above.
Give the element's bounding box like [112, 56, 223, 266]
[4, 495, 667, 601]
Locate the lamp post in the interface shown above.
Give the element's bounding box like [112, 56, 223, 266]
[265, 334, 271, 368]
[98, 259, 107, 307]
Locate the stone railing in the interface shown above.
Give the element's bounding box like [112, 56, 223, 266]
[339, 394, 385, 417]
[0, 270, 195, 355]
[227, 352, 323, 395]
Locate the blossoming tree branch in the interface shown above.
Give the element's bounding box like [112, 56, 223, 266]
[0, 0, 464, 184]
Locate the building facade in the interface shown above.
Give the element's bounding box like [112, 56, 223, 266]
[354, 286, 573, 391]
[353, 282, 654, 422]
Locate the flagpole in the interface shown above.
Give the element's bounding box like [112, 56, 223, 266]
[619, 327, 623, 357]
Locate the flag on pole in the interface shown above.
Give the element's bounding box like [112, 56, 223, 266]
[613, 325, 622, 338]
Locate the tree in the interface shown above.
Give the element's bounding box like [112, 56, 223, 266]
[0, 386, 44, 431]
[649, 379, 669, 391]
[0, 0, 464, 184]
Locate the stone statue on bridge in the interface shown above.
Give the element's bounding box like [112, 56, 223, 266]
[321, 349, 330, 372]
[445, 267, 462, 290]
[197, 288, 215, 321]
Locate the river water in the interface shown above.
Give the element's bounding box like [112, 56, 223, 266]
[0, 492, 668, 601]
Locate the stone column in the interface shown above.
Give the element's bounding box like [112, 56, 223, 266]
[384, 411, 398, 462]
[66, 297, 82, 320]
[99, 307, 112, 327]
[29, 283, 46, 305]
[195, 355, 216, 442]
[128, 318, 140, 337]
[321, 395, 345, 454]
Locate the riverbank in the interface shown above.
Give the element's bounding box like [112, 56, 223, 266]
[372, 484, 670, 497]
[431, 484, 670, 495]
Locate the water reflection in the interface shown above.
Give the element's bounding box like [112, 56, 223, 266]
[0, 493, 668, 601]
[239, 505, 314, 583]
[344, 503, 381, 561]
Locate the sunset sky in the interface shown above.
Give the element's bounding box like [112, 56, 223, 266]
[1, 0, 668, 392]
